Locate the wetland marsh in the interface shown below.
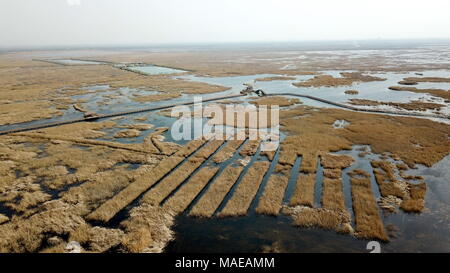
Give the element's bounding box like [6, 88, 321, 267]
[0, 43, 449, 253]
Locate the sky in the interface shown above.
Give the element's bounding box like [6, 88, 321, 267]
[1, 0, 450, 48]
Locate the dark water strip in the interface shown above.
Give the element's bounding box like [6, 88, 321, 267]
[247, 147, 281, 216]
[283, 156, 302, 204]
[314, 158, 324, 207]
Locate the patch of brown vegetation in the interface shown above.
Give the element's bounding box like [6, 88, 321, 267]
[345, 90, 359, 95]
[293, 72, 385, 88]
[283, 206, 352, 234]
[239, 140, 260, 156]
[350, 176, 389, 241]
[400, 182, 427, 213]
[118, 123, 153, 131]
[212, 139, 245, 164]
[119, 203, 175, 253]
[398, 80, 418, 85]
[132, 92, 181, 103]
[389, 86, 450, 100]
[190, 140, 224, 160]
[163, 167, 219, 214]
[250, 96, 300, 107]
[114, 129, 141, 138]
[26, 120, 116, 139]
[0, 53, 230, 125]
[320, 153, 354, 169]
[33, 202, 175, 253]
[256, 169, 289, 215]
[140, 140, 223, 206]
[0, 200, 86, 252]
[16, 132, 152, 154]
[255, 76, 296, 82]
[277, 148, 297, 166]
[143, 127, 181, 155]
[371, 160, 409, 201]
[323, 169, 342, 179]
[68, 225, 124, 252]
[189, 165, 244, 217]
[60, 164, 137, 214]
[87, 139, 205, 222]
[289, 173, 316, 207]
[348, 169, 370, 178]
[0, 113, 185, 251]
[274, 147, 297, 174]
[280, 106, 450, 169]
[340, 72, 386, 82]
[218, 161, 270, 217]
[293, 75, 355, 87]
[0, 100, 63, 125]
[0, 136, 159, 217]
[348, 99, 444, 111]
[322, 178, 346, 211]
[403, 77, 450, 83]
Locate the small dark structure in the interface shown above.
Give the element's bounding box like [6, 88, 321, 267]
[240, 83, 266, 96]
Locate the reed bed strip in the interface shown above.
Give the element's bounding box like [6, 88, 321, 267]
[189, 166, 244, 218]
[278, 150, 297, 166]
[321, 177, 346, 211]
[350, 176, 389, 241]
[212, 139, 245, 164]
[400, 182, 427, 213]
[191, 140, 224, 160]
[218, 161, 270, 217]
[140, 140, 224, 205]
[289, 173, 316, 207]
[86, 140, 206, 222]
[239, 140, 261, 156]
[162, 166, 219, 214]
[15, 133, 156, 154]
[255, 169, 290, 215]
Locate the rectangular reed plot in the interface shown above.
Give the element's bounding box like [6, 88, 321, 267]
[275, 149, 297, 175]
[320, 154, 354, 169]
[86, 140, 205, 222]
[321, 177, 346, 211]
[175, 139, 206, 157]
[163, 166, 219, 214]
[212, 139, 245, 164]
[191, 140, 224, 161]
[299, 152, 318, 173]
[189, 165, 244, 218]
[256, 171, 289, 215]
[218, 161, 270, 217]
[141, 140, 224, 205]
[239, 140, 260, 156]
[289, 173, 316, 207]
[278, 149, 297, 166]
[140, 161, 202, 206]
[350, 177, 389, 241]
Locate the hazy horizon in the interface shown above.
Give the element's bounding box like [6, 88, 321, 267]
[2, 0, 450, 49]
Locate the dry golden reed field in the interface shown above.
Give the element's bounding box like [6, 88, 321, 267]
[0, 48, 449, 253]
